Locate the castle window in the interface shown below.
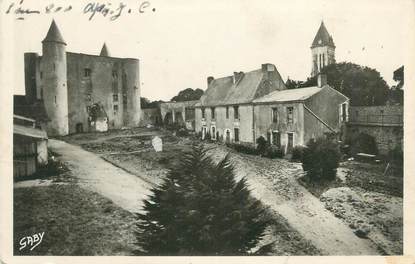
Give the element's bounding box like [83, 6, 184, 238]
[287, 106, 293, 124]
[226, 106, 229, 119]
[53, 63, 56, 72]
[123, 94, 127, 105]
[201, 108, 205, 119]
[234, 106, 239, 120]
[211, 107, 215, 119]
[84, 68, 92, 77]
[113, 104, 119, 112]
[113, 94, 118, 102]
[112, 70, 118, 79]
[54, 96, 57, 105]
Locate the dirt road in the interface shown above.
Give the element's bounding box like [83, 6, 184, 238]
[50, 138, 379, 255]
[208, 146, 380, 255]
[48, 139, 153, 213]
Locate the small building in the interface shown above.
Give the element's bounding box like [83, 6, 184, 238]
[253, 77, 349, 153]
[13, 115, 48, 178]
[160, 100, 199, 130]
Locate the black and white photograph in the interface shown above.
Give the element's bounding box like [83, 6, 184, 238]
[0, 0, 413, 262]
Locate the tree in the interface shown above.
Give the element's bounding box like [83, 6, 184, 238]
[302, 137, 341, 181]
[287, 62, 390, 106]
[141, 97, 164, 109]
[171, 88, 204, 102]
[317, 62, 389, 106]
[134, 145, 268, 255]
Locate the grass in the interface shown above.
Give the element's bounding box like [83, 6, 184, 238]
[14, 184, 137, 255]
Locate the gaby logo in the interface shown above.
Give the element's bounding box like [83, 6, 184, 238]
[19, 232, 45, 251]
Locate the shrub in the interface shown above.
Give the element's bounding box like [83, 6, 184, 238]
[256, 136, 268, 156]
[291, 146, 305, 161]
[263, 145, 284, 159]
[388, 145, 403, 167]
[350, 133, 378, 155]
[134, 145, 269, 255]
[302, 137, 341, 181]
[176, 128, 189, 137]
[226, 142, 257, 155]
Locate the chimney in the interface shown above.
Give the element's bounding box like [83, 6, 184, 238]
[317, 73, 327, 88]
[207, 76, 214, 86]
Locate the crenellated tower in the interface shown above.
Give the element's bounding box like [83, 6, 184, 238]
[311, 21, 335, 77]
[41, 19, 69, 136]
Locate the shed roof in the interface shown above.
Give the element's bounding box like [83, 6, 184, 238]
[14, 124, 48, 140]
[253, 86, 323, 103]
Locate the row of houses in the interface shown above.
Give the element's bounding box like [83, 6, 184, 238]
[194, 65, 348, 154]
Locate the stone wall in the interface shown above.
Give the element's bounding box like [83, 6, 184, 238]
[347, 105, 403, 155]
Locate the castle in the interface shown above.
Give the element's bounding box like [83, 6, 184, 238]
[23, 20, 141, 136]
[310, 21, 336, 77]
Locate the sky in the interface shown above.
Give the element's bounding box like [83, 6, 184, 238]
[5, 0, 412, 101]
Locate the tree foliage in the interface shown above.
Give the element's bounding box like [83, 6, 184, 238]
[141, 97, 164, 109]
[286, 62, 390, 106]
[302, 137, 341, 181]
[171, 88, 204, 102]
[134, 145, 268, 255]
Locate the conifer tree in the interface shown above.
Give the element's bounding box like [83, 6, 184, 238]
[134, 144, 268, 255]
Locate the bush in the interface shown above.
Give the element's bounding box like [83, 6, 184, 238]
[176, 128, 189, 137]
[263, 145, 284, 159]
[226, 142, 257, 155]
[350, 133, 378, 155]
[256, 136, 268, 156]
[388, 145, 403, 167]
[302, 137, 341, 181]
[134, 145, 268, 255]
[291, 146, 305, 161]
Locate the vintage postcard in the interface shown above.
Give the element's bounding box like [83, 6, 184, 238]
[0, 0, 414, 263]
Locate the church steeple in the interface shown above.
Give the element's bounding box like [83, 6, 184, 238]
[100, 43, 110, 57]
[310, 21, 335, 77]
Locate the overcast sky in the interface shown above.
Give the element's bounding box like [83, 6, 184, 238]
[6, 0, 412, 101]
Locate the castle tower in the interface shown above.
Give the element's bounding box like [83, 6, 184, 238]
[100, 43, 110, 56]
[41, 20, 69, 136]
[311, 21, 335, 77]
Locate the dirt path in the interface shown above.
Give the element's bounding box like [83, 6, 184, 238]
[48, 139, 153, 213]
[208, 146, 380, 255]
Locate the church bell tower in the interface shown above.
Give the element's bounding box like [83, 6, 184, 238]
[311, 21, 335, 77]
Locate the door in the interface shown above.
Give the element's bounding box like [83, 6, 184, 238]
[234, 128, 239, 142]
[287, 133, 294, 153]
[226, 130, 231, 143]
[272, 131, 281, 148]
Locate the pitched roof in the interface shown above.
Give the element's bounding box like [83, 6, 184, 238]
[100, 43, 110, 56]
[311, 21, 335, 48]
[200, 65, 284, 106]
[253, 86, 323, 103]
[42, 20, 66, 45]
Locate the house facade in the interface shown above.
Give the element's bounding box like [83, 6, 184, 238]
[253, 81, 349, 153]
[195, 63, 287, 143]
[195, 65, 349, 153]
